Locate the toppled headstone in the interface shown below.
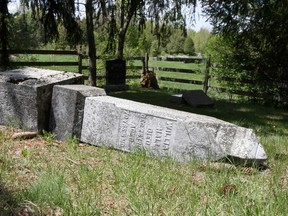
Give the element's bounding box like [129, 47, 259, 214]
[81, 96, 267, 163]
[0, 67, 83, 131]
[49, 85, 106, 141]
[182, 90, 214, 107]
[169, 94, 185, 104]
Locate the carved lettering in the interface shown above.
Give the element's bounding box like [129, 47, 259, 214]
[118, 110, 175, 153]
[145, 128, 153, 145]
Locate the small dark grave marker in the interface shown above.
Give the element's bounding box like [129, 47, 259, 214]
[182, 90, 214, 107]
[106, 59, 126, 85]
[169, 94, 185, 104]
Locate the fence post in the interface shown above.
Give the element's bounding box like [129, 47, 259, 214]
[141, 57, 145, 73]
[145, 53, 149, 70]
[203, 55, 211, 94]
[77, 45, 83, 74]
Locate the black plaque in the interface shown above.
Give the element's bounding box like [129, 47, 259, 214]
[106, 59, 126, 85]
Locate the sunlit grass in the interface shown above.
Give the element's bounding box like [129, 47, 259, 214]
[0, 91, 287, 214]
[2, 54, 287, 215]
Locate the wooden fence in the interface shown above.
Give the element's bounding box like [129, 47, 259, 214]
[2, 49, 287, 104]
[6, 49, 84, 73]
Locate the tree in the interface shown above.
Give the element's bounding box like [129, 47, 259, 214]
[100, 0, 145, 59]
[203, 0, 288, 105]
[22, 0, 82, 44]
[183, 36, 195, 55]
[9, 12, 43, 49]
[20, 0, 102, 85]
[102, 0, 197, 59]
[85, 0, 97, 86]
[193, 27, 210, 54]
[0, 0, 10, 69]
[166, 29, 185, 54]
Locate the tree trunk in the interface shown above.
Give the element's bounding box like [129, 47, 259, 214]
[117, 30, 125, 60]
[85, 0, 96, 86]
[0, 0, 9, 70]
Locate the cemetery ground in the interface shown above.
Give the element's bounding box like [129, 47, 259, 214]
[11, 53, 206, 91]
[0, 87, 288, 215]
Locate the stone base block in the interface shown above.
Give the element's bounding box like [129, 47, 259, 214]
[0, 67, 83, 131]
[49, 85, 106, 141]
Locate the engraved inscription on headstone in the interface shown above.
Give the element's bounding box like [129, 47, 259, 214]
[117, 109, 175, 156]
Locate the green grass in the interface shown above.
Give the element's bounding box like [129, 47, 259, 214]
[132, 60, 205, 71]
[11, 54, 207, 91]
[0, 88, 287, 215]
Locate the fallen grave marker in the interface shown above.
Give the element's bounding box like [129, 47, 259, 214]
[81, 96, 267, 164]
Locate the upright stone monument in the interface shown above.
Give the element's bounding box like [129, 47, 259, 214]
[0, 67, 83, 131]
[105, 59, 129, 91]
[49, 85, 106, 141]
[81, 96, 267, 163]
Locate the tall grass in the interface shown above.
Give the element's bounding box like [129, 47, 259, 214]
[0, 89, 287, 215]
[2, 54, 288, 214]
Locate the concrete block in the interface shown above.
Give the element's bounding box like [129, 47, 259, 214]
[0, 67, 83, 131]
[49, 85, 106, 141]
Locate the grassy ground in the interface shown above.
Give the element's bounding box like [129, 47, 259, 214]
[11, 54, 206, 90]
[0, 88, 287, 215]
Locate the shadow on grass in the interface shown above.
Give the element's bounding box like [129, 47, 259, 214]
[0, 179, 18, 215]
[109, 89, 288, 136]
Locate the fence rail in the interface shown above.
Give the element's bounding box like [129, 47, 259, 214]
[7, 50, 78, 55]
[158, 77, 203, 85]
[3, 49, 286, 104]
[4, 49, 84, 73]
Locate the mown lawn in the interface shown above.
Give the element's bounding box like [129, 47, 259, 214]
[0, 88, 287, 215]
[11, 54, 207, 90]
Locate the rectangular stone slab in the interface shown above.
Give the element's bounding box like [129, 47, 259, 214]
[0, 67, 83, 131]
[49, 85, 106, 141]
[81, 96, 267, 163]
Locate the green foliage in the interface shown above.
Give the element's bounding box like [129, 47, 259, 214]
[183, 36, 195, 55]
[22, 0, 82, 45]
[42, 130, 56, 145]
[193, 27, 210, 54]
[166, 29, 185, 54]
[9, 12, 43, 49]
[203, 0, 288, 106]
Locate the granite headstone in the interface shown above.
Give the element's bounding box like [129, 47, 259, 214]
[81, 96, 267, 163]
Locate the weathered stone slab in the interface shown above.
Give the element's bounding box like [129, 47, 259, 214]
[49, 85, 106, 141]
[0, 67, 83, 131]
[182, 90, 214, 107]
[81, 96, 267, 163]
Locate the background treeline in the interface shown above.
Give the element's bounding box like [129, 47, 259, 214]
[7, 12, 210, 58]
[2, 0, 288, 106]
